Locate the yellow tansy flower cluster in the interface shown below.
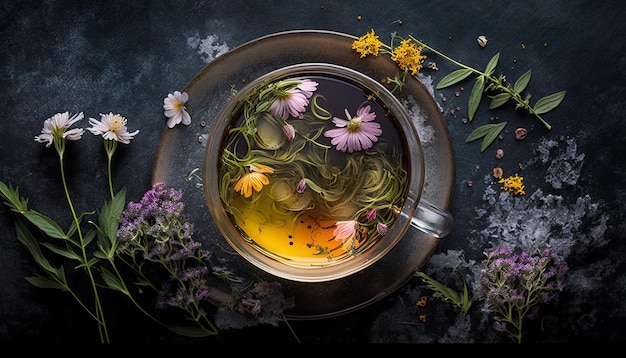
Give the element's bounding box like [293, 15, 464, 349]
[352, 29, 384, 58]
[391, 39, 427, 75]
[499, 174, 525, 196]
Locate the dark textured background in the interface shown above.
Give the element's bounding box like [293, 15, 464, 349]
[1, 0, 625, 347]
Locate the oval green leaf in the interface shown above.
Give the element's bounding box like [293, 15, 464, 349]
[465, 122, 507, 152]
[533, 90, 566, 114]
[485, 52, 500, 76]
[40, 242, 82, 261]
[25, 276, 65, 290]
[481, 122, 507, 152]
[23, 211, 67, 239]
[513, 70, 531, 94]
[102, 267, 127, 293]
[489, 92, 512, 109]
[468, 76, 485, 121]
[436, 68, 473, 89]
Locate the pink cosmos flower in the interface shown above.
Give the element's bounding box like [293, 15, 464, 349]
[268, 79, 319, 120]
[88, 112, 139, 144]
[34, 111, 84, 147]
[324, 104, 382, 153]
[332, 220, 357, 243]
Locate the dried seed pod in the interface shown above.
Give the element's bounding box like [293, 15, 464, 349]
[492, 167, 503, 179]
[496, 148, 504, 159]
[477, 35, 488, 47]
[515, 127, 528, 140]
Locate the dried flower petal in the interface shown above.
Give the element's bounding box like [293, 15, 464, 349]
[376, 222, 388, 235]
[477, 35, 488, 47]
[515, 127, 528, 140]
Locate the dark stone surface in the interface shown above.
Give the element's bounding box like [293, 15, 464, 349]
[1, 0, 625, 347]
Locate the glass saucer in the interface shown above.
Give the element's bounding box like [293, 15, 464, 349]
[152, 30, 455, 319]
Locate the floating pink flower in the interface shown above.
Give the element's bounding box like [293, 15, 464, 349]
[282, 123, 296, 142]
[332, 220, 357, 243]
[376, 222, 388, 235]
[324, 104, 382, 153]
[296, 178, 307, 193]
[366, 208, 377, 222]
[268, 79, 319, 120]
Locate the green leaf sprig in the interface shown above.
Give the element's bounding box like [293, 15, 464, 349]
[429, 45, 566, 130]
[393, 33, 565, 152]
[465, 122, 507, 152]
[415, 271, 472, 315]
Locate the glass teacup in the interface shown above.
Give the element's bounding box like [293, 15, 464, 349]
[203, 63, 453, 282]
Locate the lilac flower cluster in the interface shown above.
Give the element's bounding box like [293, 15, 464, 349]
[116, 181, 295, 334]
[479, 245, 568, 343]
[117, 181, 213, 313]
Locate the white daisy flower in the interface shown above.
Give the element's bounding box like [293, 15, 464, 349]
[34, 111, 84, 147]
[163, 91, 191, 128]
[88, 112, 139, 144]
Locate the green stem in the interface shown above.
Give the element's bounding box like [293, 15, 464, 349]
[58, 149, 109, 343]
[281, 313, 301, 343]
[107, 260, 167, 327]
[407, 35, 552, 130]
[105, 140, 118, 200]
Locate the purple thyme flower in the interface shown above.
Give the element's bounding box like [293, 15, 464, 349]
[480, 245, 568, 343]
[117, 182, 214, 314]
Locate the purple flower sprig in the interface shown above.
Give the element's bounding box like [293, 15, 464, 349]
[116, 182, 295, 336]
[116, 181, 221, 336]
[479, 245, 568, 343]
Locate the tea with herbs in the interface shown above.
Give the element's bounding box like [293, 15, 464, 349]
[218, 74, 409, 265]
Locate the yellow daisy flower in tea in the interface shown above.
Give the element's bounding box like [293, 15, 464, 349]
[234, 163, 275, 198]
[352, 29, 384, 58]
[391, 39, 427, 75]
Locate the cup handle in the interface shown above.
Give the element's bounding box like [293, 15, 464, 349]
[410, 199, 454, 238]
